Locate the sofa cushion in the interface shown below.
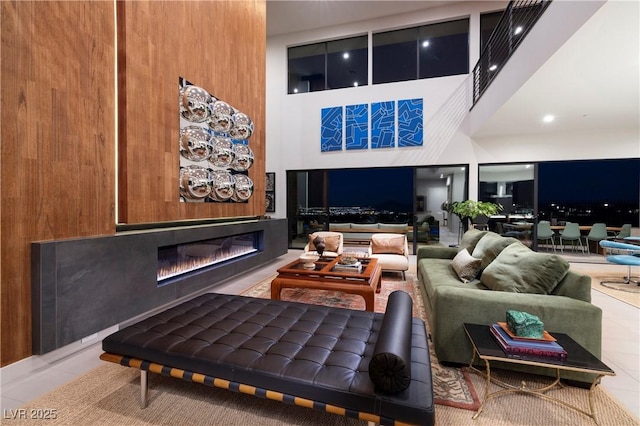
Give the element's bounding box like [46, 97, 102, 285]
[471, 232, 520, 272]
[451, 249, 482, 283]
[308, 233, 341, 252]
[351, 223, 377, 230]
[458, 229, 489, 254]
[378, 223, 408, 232]
[481, 242, 570, 294]
[371, 234, 406, 255]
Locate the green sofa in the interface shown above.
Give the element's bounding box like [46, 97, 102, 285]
[417, 229, 602, 383]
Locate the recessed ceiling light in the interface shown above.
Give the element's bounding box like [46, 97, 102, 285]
[353, 81, 358, 87]
[543, 114, 555, 123]
[343, 52, 349, 59]
[293, 88, 298, 93]
[422, 40, 430, 48]
[489, 64, 498, 71]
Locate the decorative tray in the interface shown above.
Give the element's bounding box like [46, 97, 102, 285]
[497, 322, 556, 342]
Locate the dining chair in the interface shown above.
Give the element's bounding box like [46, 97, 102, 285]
[559, 222, 585, 253]
[586, 223, 608, 253]
[536, 220, 556, 252]
[616, 224, 632, 238]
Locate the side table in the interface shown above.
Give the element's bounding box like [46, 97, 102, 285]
[463, 323, 615, 424]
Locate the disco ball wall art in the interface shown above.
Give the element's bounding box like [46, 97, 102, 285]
[179, 77, 254, 203]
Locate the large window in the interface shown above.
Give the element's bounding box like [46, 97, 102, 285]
[288, 35, 368, 94]
[373, 19, 469, 84]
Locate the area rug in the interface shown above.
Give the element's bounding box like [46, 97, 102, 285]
[241, 271, 481, 411]
[12, 274, 638, 425]
[568, 262, 640, 308]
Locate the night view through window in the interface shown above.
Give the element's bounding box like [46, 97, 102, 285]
[538, 159, 639, 227]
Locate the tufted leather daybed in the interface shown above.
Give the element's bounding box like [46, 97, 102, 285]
[100, 291, 434, 425]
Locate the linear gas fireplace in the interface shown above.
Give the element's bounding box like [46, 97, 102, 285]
[158, 232, 258, 285]
[32, 219, 288, 355]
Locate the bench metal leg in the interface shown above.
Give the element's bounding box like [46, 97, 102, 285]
[140, 370, 148, 408]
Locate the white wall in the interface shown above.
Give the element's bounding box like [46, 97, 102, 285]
[265, 0, 635, 218]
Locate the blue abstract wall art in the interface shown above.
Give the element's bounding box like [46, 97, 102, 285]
[398, 98, 423, 147]
[320, 106, 343, 152]
[371, 101, 395, 149]
[345, 104, 369, 150]
[320, 99, 422, 151]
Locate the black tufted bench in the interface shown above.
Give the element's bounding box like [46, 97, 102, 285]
[100, 291, 434, 425]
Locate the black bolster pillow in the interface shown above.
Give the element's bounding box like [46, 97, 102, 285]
[368, 290, 413, 394]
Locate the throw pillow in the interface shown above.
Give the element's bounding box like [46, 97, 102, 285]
[471, 232, 521, 272]
[308, 234, 341, 253]
[481, 242, 570, 294]
[458, 229, 489, 254]
[371, 234, 405, 255]
[451, 249, 482, 283]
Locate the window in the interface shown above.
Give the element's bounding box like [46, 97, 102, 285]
[327, 37, 368, 89]
[288, 35, 367, 94]
[373, 28, 417, 84]
[373, 18, 469, 84]
[419, 19, 469, 79]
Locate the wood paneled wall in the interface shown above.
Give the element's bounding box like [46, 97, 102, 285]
[118, 1, 266, 224]
[1, 0, 266, 366]
[1, 1, 116, 365]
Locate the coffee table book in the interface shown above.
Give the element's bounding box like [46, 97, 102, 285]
[490, 323, 567, 360]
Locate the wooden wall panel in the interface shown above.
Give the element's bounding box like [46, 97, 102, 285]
[118, 0, 267, 224]
[1, 1, 116, 365]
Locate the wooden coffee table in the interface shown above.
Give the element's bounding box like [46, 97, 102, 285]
[270, 256, 382, 311]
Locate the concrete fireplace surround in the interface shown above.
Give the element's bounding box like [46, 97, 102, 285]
[32, 218, 288, 354]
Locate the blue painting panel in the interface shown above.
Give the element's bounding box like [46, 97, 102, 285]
[398, 98, 423, 147]
[371, 101, 395, 149]
[345, 104, 368, 150]
[321, 107, 343, 152]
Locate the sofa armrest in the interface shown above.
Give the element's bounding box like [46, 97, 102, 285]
[431, 286, 602, 382]
[417, 245, 457, 261]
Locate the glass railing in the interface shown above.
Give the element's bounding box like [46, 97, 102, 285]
[472, 0, 552, 106]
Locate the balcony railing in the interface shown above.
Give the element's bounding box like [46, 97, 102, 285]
[472, 0, 552, 106]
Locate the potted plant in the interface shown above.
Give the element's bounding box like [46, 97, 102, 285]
[449, 200, 503, 232]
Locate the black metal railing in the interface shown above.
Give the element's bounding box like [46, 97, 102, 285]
[472, 0, 552, 106]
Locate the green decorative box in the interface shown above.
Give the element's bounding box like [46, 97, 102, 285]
[506, 310, 544, 339]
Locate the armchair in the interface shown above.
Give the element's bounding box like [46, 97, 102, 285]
[367, 233, 409, 279]
[304, 231, 344, 258]
[599, 239, 640, 289]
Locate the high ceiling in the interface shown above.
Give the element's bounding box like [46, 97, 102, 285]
[266, 0, 639, 140]
[266, 1, 456, 37]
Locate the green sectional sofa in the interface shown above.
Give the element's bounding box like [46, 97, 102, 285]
[417, 229, 601, 383]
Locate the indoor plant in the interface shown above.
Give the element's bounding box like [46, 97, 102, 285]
[449, 200, 503, 232]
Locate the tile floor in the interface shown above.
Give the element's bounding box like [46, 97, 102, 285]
[1, 229, 638, 421]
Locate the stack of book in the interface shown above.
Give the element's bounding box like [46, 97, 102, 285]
[333, 260, 362, 272]
[490, 323, 567, 360]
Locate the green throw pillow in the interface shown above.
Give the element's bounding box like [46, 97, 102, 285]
[471, 233, 520, 272]
[458, 229, 488, 254]
[481, 242, 570, 294]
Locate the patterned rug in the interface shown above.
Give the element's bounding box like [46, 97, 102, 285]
[241, 271, 481, 411]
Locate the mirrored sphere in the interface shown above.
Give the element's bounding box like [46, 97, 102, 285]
[179, 126, 213, 162]
[229, 112, 254, 140]
[208, 101, 234, 133]
[231, 144, 254, 172]
[179, 85, 213, 123]
[179, 166, 212, 200]
[232, 174, 254, 202]
[209, 170, 235, 202]
[210, 136, 235, 168]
